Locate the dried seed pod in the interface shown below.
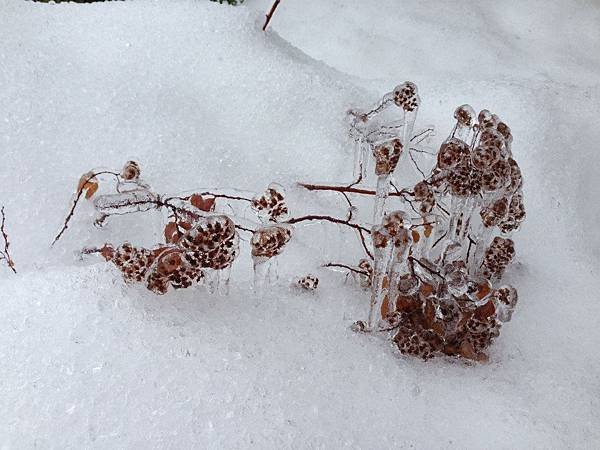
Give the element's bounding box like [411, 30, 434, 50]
[251, 225, 292, 261]
[490, 285, 518, 322]
[297, 275, 319, 291]
[481, 237, 515, 280]
[393, 325, 443, 360]
[354, 258, 373, 288]
[179, 215, 239, 270]
[251, 183, 289, 223]
[471, 145, 500, 170]
[496, 121, 512, 143]
[478, 109, 497, 129]
[498, 190, 526, 233]
[382, 210, 410, 237]
[373, 139, 403, 176]
[447, 163, 479, 197]
[396, 273, 419, 295]
[110, 243, 157, 283]
[454, 104, 476, 127]
[478, 128, 505, 150]
[507, 158, 523, 193]
[121, 160, 141, 181]
[146, 248, 204, 295]
[480, 197, 509, 228]
[481, 159, 510, 192]
[437, 138, 470, 170]
[393, 81, 420, 112]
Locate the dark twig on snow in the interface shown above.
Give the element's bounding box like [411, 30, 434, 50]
[51, 170, 120, 246]
[323, 262, 369, 276]
[0, 207, 16, 274]
[262, 0, 281, 31]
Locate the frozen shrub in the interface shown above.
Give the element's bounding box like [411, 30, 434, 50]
[54, 82, 524, 362]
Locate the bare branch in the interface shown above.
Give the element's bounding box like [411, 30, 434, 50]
[0, 206, 16, 273]
[262, 0, 281, 31]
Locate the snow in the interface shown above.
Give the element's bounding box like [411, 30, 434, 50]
[1, 0, 599, 448]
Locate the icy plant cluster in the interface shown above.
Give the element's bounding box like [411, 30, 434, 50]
[345, 83, 525, 361]
[53, 82, 524, 362]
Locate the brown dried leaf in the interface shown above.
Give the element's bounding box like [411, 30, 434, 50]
[190, 194, 215, 212]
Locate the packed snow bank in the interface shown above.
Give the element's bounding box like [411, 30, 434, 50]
[1, 0, 599, 448]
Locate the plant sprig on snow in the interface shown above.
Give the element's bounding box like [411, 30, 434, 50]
[0, 206, 16, 274]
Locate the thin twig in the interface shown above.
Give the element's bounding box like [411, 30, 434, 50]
[286, 214, 369, 233]
[0, 207, 16, 274]
[52, 170, 120, 246]
[322, 262, 369, 276]
[262, 0, 281, 31]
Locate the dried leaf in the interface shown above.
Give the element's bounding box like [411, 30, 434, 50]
[190, 194, 215, 212]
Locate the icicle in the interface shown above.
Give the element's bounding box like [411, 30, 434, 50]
[372, 139, 403, 224]
[367, 225, 393, 329]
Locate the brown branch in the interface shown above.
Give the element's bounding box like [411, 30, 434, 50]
[357, 228, 373, 259]
[262, 0, 281, 31]
[408, 256, 444, 280]
[0, 207, 16, 274]
[285, 214, 369, 233]
[298, 182, 412, 199]
[51, 170, 120, 246]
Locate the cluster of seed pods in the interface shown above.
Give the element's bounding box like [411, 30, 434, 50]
[351, 85, 525, 361]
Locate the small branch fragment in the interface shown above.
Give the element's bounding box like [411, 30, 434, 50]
[0, 207, 16, 273]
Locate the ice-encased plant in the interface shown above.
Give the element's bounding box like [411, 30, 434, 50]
[53, 82, 524, 362]
[339, 84, 525, 361]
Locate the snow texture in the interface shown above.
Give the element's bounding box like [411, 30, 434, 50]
[1, 0, 599, 448]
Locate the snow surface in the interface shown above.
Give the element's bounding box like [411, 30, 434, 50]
[1, 0, 599, 448]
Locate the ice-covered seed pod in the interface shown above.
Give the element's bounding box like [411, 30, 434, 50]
[481, 159, 510, 193]
[437, 138, 470, 170]
[444, 263, 469, 297]
[507, 158, 523, 193]
[250, 225, 292, 261]
[481, 237, 515, 280]
[354, 258, 373, 288]
[478, 109, 497, 129]
[498, 190, 526, 233]
[146, 248, 204, 295]
[297, 275, 319, 291]
[447, 163, 478, 197]
[453, 104, 476, 141]
[373, 138, 403, 176]
[109, 243, 156, 284]
[179, 215, 239, 270]
[121, 160, 141, 181]
[461, 300, 501, 353]
[413, 181, 432, 201]
[479, 128, 505, 151]
[396, 273, 419, 296]
[454, 104, 476, 128]
[496, 122, 512, 143]
[382, 210, 411, 237]
[466, 277, 493, 303]
[480, 197, 509, 228]
[393, 82, 420, 112]
[490, 285, 518, 322]
[251, 183, 289, 223]
[393, 326, 443, 360]
[471, 145, 500, 170]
